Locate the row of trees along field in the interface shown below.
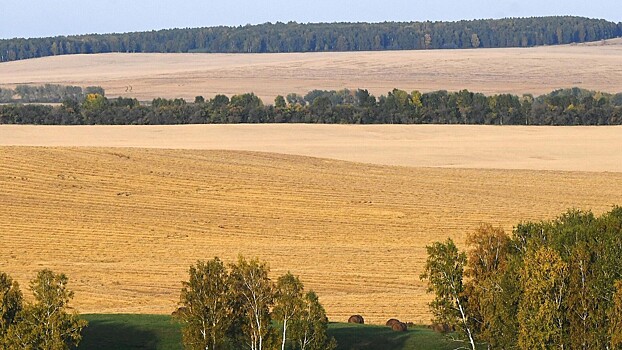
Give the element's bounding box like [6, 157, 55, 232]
[175, 256, 336, 350]
[0, 270, 87, 349]
[1, 86, 622, 125]
[421, 207, 622, 350]
[0, 84, 105, 103]
[0, 16, 620, 62]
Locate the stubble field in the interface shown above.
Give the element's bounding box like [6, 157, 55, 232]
[0, 38, 621, 102]
[1, 124, 622, 172]
[1, 126, 622, 323]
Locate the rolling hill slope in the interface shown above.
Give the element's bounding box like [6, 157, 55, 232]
[1, 39, 621, 102]
[2, 147, 622, 324]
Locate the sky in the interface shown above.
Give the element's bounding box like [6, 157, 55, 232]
[0, 0, 620, 39]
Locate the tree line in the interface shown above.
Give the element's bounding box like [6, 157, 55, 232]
[0, 269, 86, 349]
[421, 207, 622, 349]
[2, 87, 622, 125]
[1, 16, 620, 62]
[175, 256, 335, 350]
[0, 258, 335, 350]
[0, 84, 104, 103]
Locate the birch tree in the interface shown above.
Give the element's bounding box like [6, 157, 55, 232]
[464, 224, 518, 349]
[609, 280, 622, 349]
[567, 242, 607, 349]
[273, 272, 304, 350]
[5, 269, 87, 349]
[177, 258, 234, 350]
[420, 238, 477, 350]
[518, 247, 567, 350]
[291, 291, 336, 350]
[229, 257, 273, 350]
[0, 272, 23, 345]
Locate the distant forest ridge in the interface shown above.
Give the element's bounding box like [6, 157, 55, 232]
[1, 16, 621, 62]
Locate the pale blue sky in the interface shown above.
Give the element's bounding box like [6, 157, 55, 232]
[0, 0, 620, 39]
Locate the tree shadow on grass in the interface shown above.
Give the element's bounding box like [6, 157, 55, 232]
[329, 323, 410, 350]
[78, 314, 182, 350]
[329, 323, 456, 350]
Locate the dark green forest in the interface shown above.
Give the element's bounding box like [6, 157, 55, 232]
[1, 16, 620, 62]
[1, 86, 621, 125]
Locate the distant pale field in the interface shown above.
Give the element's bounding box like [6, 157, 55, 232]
[1, 124, 621, 172]
[1, 147, 622, 325]
[1, 39, 621, 102]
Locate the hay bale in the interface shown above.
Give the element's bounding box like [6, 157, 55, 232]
[392, 322, 408, 332]
[430, 323, 453, 333]
[386, 318, 401, 327]
[348, 315, 364, 324]
[171, 306, 188, 318]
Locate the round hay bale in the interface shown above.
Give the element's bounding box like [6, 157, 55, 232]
[386, 318, 401, 327]
[392, 322, 408, 332]
[348, 315, 364, 324]
[171, 306, 188, 318]
[430, 323, 452, 333]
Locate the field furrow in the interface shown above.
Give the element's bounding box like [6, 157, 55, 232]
[2, 147, 622, 324]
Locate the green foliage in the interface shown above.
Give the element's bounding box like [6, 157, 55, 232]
[84, 86, 105, 96]
[0, 84, 104, 103]
[463, 224, 517, 348]
[0, 88, 14, 102]
[229, 256, 274, 350]
[3, 87, 622, 126]
[230, 93, 263, 110]
[228, 93, 265, 123]
[82, 93, 107, 110]
[152, 97, 187, 108]
[0, 272, 23, 345]
[424, 207, 622, 349]
[355, 89, 376, 108]
[1, 17, 620, 62]
[609, 281, 622, 349]
[211, 95, 230, 109]
[3, 269, 87, 350]
[470, 33, 481, 48]
[273, 273, 304, 350]
[286, 93, 306, 106]
[518, 247, 567, 349]
[274, 95, 286, 109]
[110, 96, 140, 108]
[290, 291, 336, 350]
[420, 239, 476, 349]
[176, 257, 335, 350]
[421, 239, 465, 325]
[177, 258, 234, 350]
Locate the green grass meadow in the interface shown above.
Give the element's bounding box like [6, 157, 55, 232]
[79, 314, 182, 350]
[79, 314, 455, 350]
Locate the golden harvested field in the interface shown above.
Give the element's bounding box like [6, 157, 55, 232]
[1, 124, 622, 172]
[2, 145, 622, 324]
[1, 39, 621, 102]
